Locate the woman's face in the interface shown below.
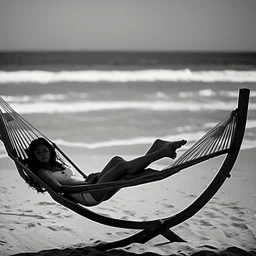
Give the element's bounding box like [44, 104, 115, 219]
[34, 144, 51, 164]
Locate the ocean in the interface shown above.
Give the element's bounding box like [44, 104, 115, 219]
[0, 51, 256, 158]
[1, 52, 256, 255]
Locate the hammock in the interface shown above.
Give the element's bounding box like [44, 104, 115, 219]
[0, 88, 250, 250]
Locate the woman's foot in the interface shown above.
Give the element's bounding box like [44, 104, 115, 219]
[126, 139, 187, 176]
[162, 140, 187, 159]
[146, 139, 175, 155]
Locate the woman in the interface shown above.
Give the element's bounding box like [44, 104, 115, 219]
[27, 137, 186, 206]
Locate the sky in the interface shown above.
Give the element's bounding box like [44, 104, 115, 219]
[0, 0, 256, 52]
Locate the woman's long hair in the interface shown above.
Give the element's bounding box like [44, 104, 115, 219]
[26, 137, 65, 193]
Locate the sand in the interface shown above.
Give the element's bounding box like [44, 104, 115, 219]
[0, 147, 255, 256]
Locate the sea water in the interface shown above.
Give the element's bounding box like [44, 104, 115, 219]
[0, 51, 256, 158]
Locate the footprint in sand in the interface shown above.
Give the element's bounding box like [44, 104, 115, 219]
[199, 219, 213, 227]
[123, 210, 137, 217]
[120, 215, 129, 220]
[3, 205, 11, 209]
[230, 216, 245, 222]
[219, 210, 229, 216]
[47, 210, 63, 218]
[37, 201, 57, 206]
[220, 223, 230, 228]
[154, 209, 165, 216]
[161, 202, 175, 208]
[17, 209, 33, 213]
[63, 214, 73, 218]
[229, 205, 243, 210]
[116, 231, 131, 236]
[0, 240, 7, 245]
[204, 210, 218, 219]
[2, 205, 12, 213]
[26, 222, 42, 229]
[208, 206, 222, 212]
[227, 201, 241, 206]
[93, 240, 103, 245]
[47, 225, 72, 232]
[223, 230, 235, 238]
[0, 187, 8, 194]
[98, 207, 116, 213]
[186, 194, 197, 199]
[231, 222, 248, 229]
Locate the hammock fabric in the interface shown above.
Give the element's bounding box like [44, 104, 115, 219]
[0, 88, 250, 250]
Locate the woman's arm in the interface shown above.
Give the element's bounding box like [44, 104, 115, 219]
[38, 170, 94, 194]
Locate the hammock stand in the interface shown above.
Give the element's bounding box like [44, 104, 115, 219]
[0, 88, 250, 251]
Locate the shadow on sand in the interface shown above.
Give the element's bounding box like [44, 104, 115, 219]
[12, 246, 256, 256]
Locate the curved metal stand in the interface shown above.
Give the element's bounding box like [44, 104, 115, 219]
[96, 88, 250, 250]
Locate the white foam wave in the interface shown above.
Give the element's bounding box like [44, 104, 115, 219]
[246, 120, 256, 129]
[179, 89, 256, 98]
[54, 133, 256, 151]
[9, 100, 256, 114]
[54, 132, 205, 149]
[1, 69, 256, 84]
[2, 94, 67, 103]
[241, 140, 256, 150]
[204, 120, 256, 129]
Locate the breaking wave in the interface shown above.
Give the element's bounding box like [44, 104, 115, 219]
[1, 69, 256, 84]
[6, 100, 256, 114]
[54, 136, 256, 151]
[179, 89, 256, 98]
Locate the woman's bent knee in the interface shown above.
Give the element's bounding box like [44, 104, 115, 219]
[115, 160, 128, 170]
[111, 156, 125, 164]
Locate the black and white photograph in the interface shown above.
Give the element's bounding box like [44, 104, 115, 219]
[0, 1, 256, 255]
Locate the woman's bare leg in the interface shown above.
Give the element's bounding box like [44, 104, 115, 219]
[96, 156, 125, 180]
[145, 139, 186, 156]
[97, 139, 186, 179]
[91, 139, 186, 201]
[91, 140, 168, 201]
[126, 140, 186, 175]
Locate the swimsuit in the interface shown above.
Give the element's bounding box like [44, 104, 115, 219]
[46, 168, 100, 206]
[47, 167, 74, 182]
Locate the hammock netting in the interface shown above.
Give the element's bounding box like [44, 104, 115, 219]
[0, 96, 237, 193]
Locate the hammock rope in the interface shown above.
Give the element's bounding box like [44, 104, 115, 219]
[166, 110, 236, 169]
[0, 96, 237, 193]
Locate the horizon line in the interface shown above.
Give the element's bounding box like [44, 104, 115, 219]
[0, 50, 256, 54]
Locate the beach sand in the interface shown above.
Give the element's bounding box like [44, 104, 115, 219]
[0, 147, 255, 256]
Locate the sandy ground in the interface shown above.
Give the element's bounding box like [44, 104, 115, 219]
[0, 147, 255, 256]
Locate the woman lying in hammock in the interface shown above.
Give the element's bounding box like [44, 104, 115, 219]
[27, 138, 187, 206]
